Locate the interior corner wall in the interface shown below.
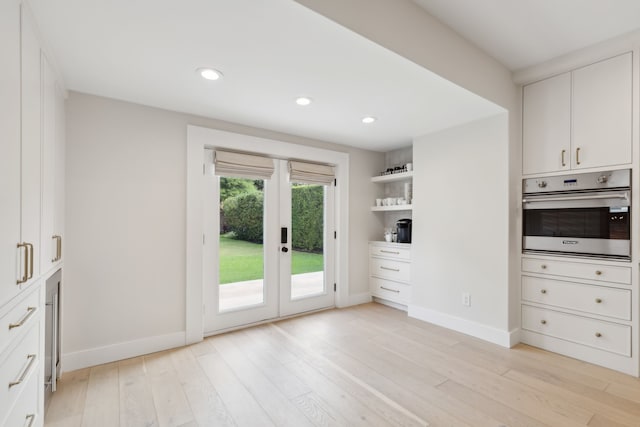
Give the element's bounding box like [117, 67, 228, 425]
[64, 91, 383, 370]
[411, 114, 511, 342]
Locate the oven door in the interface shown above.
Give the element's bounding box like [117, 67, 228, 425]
[522, 190, 631, 258]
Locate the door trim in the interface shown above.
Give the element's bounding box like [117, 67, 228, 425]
[186, 125, 350, 345]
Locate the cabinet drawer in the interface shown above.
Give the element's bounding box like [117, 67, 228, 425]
[522, 305, 631, 356]
[522, 257, 631, 284]
[0, 288, 40, 356]
[371, 277, 410, 304]
[3, 367, 39, 427]
[370, 258, 410, 283]
[522, 276, 631, 320]
[0, 324, 40, 422]
[369, 244, 410, 261]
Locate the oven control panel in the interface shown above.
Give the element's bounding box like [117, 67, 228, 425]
[524, 169, 630, 194]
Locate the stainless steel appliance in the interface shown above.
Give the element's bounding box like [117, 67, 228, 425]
[522, 169, 631, 259]
[45, 269, 61, 406]
[396, 218, 412, 243]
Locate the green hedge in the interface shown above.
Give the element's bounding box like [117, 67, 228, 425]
[222, 185, 324, 252]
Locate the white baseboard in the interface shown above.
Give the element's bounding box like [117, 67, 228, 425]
[408, 305, 514, 348]
[344, 292, 372, 307]
[62, 331, 186, 372]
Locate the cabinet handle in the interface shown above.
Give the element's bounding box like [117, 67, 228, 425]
[540, 264, 547, 270]
[8, 307, 37, 330]
[561, 149, 566, 167]
[26, 242, 34, 279]
[16, 243, 28, 284]
[25, 414, 36, 427]
[9, 354, 36, 388]
[595, 332, 602, 338]
[52, 235, 62, 262]
[540, 289, 547, 294]
[540, 320, 547, 325]
[595, 298, 603, 304]
[380, 250, 400, 254]
[595, 270, 602, 276]
[380, 266, 400, 272]
[576, 147, 581, 165]
[380, 286, 400, 293]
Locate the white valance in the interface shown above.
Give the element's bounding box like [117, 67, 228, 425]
[288, 160, 335, 185]
[214, 150, 275, 179]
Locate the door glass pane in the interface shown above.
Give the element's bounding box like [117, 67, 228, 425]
[290, 183, 325, 299]
[218, 177, 266, 311]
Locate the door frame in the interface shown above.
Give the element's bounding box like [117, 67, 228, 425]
[186, 125, 349, 344]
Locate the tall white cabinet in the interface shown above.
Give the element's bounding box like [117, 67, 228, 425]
[523, 53, 632, 175]
[0, 1, 66, 426]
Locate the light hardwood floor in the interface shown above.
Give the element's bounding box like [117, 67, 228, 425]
[45, 303, 640, 427]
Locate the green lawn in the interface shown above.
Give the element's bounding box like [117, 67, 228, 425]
[219, 235, 323, 284]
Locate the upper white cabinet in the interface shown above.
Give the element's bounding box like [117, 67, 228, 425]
[0, 0, 22, 305]
[523, 53, 632, 175]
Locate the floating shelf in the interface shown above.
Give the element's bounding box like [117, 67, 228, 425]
[370, 171, 413, 183]
[371, 205, 413, 212]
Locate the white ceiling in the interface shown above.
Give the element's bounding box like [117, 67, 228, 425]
[413, 0, 640, 71]
[29, 1, 640, 152]
[28, 0, 503, 152]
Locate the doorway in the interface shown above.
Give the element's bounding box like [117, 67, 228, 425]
[203, 153, 335, 333]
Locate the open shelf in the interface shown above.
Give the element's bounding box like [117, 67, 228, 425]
[370, 171, 413, 183]
[371, 205, 413, 212]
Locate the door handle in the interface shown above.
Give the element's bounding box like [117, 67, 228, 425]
[26, 243, 34, 279]
[16, 243, 28, 284]
[281, 247, 289, 253]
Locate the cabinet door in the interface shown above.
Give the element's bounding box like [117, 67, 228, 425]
[0, 0, 22, 305]
[21, 5, 42, 283]
[54, 80, 66, 264]
[522, 72, 571, 175]
[41, 54, 56, 273]
[572, 53, 632, 170]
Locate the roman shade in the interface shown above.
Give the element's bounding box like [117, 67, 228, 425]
[288, 160, 335, 185]
[214, 150, 275, 179]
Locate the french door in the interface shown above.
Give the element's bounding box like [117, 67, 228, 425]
[203, 154, 335, 333]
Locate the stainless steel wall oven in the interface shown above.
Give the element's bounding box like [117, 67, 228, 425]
[522, 169, 631, 259]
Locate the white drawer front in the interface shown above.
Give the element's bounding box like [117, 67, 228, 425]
[369, 244, 410, 261]
[0, 324, 40, 422]
[522, 276, 631, 320]
[371, 277, 410, 304]
[3, 368, 39, 427]
[522, 257, 631, 285]
[0, 288, 40, 356]
[522, 305, 631, 356]
[370, 258, 410, 283]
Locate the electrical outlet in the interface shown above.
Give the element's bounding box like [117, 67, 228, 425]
[462, 292, 471, 307]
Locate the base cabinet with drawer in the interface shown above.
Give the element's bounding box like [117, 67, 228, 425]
[520, 256, 635, 375]
[369, 242, 411, 308]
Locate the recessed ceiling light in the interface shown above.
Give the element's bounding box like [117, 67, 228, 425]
[295, 97, 312, 106]
[362, 116, 377, 124]
[198, 68, 223, 81]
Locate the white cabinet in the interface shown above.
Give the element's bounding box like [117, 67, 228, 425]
[523, 53, 632, 175]
[369, 242, 411, 307]
[0, 0, 22, 306]
[520, 256, 634, 374]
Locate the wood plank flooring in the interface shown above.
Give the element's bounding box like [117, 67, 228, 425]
[45, 303, 640, 426]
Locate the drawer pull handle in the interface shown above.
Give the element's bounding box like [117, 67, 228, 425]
[380, 266, 400, 272]
[380, 250, 400, 254]
[25, 414, 36, 427]
[595, 270, 602, 276]
[8, 306, 37, 330]
[540, 264, 547, 270]
[9, 354, 36, 388]
[540, 320, 547, 325]
[595, 332, 602, 338]
[595, 298, 603, 304]
[380, 286, 400, 293]
[540, 289, 547, 294]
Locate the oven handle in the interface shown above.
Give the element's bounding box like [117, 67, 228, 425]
[523, 192, 629, 204]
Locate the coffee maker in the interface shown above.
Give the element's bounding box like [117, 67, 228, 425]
[396, 218, 412, 243]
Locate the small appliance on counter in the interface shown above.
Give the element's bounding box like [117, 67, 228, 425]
[396, 218, 412, 243]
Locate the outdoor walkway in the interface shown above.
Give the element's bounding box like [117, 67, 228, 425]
[219, 271, 324, 311]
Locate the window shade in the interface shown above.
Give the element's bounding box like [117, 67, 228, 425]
[214, 150, 275, 179]
[288, 160, 335, 185]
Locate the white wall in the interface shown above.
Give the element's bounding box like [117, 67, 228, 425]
[64, 92, 382, 369]
[411, 114, 514, 346]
